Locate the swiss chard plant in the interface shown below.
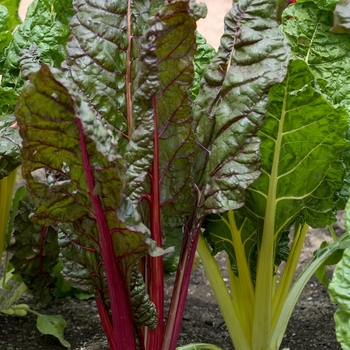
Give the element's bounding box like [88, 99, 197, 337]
[1, 0, 349, 350]
[197, 1, 350, 350]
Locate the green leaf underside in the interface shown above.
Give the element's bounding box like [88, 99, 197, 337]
[9, 194, 59, 303]
[282, 3, 350, 111]
[15, 64, 148, 299]
[62, 0, 164, 154]
[193, 0, 290, 215]
[244, 59, 347, 238]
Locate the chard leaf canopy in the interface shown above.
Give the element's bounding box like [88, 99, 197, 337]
[201, 58, 349, 350]
[193, 0, 290, 215]
[205, 59, 349, 274]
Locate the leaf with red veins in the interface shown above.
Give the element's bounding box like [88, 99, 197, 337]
[193, 0, 291, 215]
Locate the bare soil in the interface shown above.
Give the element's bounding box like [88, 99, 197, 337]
[0, 214, 345, 350]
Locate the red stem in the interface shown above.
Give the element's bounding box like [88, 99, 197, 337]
[147, 96, 164, 350]
[162, 221, 202, 350]
[77, 119, 136, 350]
[95, 297, 117, 350]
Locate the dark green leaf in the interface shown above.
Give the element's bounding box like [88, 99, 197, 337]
[9, 193, 60, 303]
[62, 0, 164, 153]
[130, 266, 157, 329]
[152, 1, 196, 227]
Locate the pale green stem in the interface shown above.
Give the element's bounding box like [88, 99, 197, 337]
[329, 226, 338, 242]
[271, 235, 350, 347]
[252, 75, 289, 350]
[197, 234, 251, 350]
[226, 211, 255, 340]
[272, 223, 309, 330]
[0, 169, 17, 265]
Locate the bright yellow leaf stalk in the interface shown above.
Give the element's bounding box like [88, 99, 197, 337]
[0, 168, 17, 264]
[197, 212, 314, 350]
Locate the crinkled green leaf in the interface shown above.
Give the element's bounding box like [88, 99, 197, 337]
[282, 3, 350, 209]
[0, 5, 13, 51]
[36, 313, 70, 348]
[130, 266, 157, 329]
[0, 0, 71, 92]
[62, 0, 164, 153]
[0, 115, 21, 178]
[9, 193, 60, 303]
[189, 0, 207, 21]
[9, 0, 72, 68]
[282, 3, 350, 110]
[329, 200, 350, 348]
[0, 0, 21, 31]
[296, 0, 339, 10]
[193, 0, 290, 215]
[329, 248, 350, 347]
[189, 31, 216, 101]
